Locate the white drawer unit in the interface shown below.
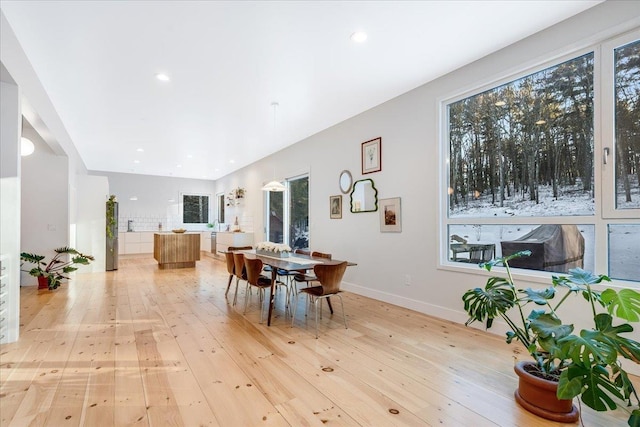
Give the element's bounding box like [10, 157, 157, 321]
[122, 232, 155, 254]
[216, 232, 254, 253]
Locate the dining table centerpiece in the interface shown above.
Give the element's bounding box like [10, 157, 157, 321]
[255, 241, 292, 258]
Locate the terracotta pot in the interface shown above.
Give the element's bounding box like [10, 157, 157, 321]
[37, 275, 49, 290]
[513, 361, 579, 423]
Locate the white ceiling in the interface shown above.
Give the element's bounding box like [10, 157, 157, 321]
[1, 1, 601, 180]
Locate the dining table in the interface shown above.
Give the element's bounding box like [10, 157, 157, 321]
[238, 249, 356, 326]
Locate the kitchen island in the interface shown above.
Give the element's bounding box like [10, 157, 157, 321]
[153, 232, 200, 269]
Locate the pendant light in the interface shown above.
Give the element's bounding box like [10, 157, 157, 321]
[262, 102, 286, 192]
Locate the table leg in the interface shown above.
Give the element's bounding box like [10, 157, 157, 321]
[267, 267, 277, 326]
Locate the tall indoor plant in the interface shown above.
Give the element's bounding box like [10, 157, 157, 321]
[21, 247, 94, 290]
[462, 251, 640, 425]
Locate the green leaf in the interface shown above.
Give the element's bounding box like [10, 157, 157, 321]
[628, 409, 640, 427]
[602, 288, 640, 322]
[462, 276, 515, 326]
[529, 313, 572, 355]
[521, 286, 555, 305]
[558, 332, 610, 366]
[479, 250, 531, 271]
[557, 369, 583, 399]
[559, 364, 623, 411]
[584, 314, 640, 363]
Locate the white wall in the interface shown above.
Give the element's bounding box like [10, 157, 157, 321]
[215, 2, 640, 331]
[76, 175, 109, 272]
[94, 171, 217, 232]
[19, 123, 69, 285]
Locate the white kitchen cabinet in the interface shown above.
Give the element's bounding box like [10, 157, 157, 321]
[216, 232, 254, 253]
[122, 232, 155, 254]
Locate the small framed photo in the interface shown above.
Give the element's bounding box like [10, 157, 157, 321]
[330, 195, 342, 219]
[380, 197, 401, 232]
[361, 137, 382, 174]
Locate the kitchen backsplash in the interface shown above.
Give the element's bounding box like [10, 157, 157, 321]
[117, 212, 254, 232]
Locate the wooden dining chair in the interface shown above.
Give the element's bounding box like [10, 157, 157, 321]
[224, 246, 252, 303]
[293, 251, 334, 312]
[243, 257, 274, 323]
[232, 252, 250, 306]
[291, 261, 348, 338]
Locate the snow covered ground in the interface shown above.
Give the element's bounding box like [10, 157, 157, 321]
[447, 182, 639, 282]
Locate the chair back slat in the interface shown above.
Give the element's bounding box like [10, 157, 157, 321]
[233, 253, 247, 280]
[244, 258, 264, 286]
[313, 261, 347, 295]
[311, 251, 332, 260]
[224, 252, 235, 275]
[294, 248, 311, 256]
[225, 246, 252, 275]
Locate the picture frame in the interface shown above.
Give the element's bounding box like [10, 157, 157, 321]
[379, 197, 401, 232]
[330, 195, 342, 219]
[361, 137, 382, 174]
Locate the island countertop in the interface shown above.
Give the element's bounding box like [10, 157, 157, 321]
[153, 232, 200, 269]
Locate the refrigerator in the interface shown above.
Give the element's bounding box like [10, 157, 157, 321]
[106, 201, 118, 271]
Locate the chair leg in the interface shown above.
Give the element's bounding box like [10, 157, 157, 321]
[243, 283, 251, 314]
[225, 274, 233, 296]
[313, 298, 320, 339]
[326, 297, 334, 314]
[291, 292, 298, 328]
[337, 294, 348, 330]
[233, 277, 240, 306]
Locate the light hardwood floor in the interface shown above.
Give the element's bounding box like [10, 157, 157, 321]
[0, 255, 633, 426]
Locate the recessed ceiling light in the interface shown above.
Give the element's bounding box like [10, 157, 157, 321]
[129, 196, 138, 201]
[133, 160, 140, 164]
[187, 154, 193, 159]
[155, 73, 170, 82]
[229, 160, 235, 164]
[350, 31, 367, 43]
[215, 168, 220, 172]
[176, 164, 182, 168]
[168, 198, 175, 203]
[136, 148, 144, 152]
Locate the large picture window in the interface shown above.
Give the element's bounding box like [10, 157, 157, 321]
[448, 53, 595, 218]
[444, 32, 639, 283]
[265, 175, 309, 249]
[614, 39, 640, 211]
[183, 194, 209, 224]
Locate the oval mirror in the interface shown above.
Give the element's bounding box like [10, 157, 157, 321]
[350, 179, 378, 213]
[339, 170, 353, 194]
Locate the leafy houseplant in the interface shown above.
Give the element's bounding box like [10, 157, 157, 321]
[21, 247, 94, 290]
[462, 251, 640, 425]
[106, 194, 117, 239]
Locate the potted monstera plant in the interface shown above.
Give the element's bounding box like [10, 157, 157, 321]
[21, 247, 94, 290]
[462, 251, 640, 425]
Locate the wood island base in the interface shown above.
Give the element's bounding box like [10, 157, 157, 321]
[154, 233, 200, 269]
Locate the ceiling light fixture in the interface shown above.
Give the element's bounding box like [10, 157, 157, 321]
[262, 102, 286, 192]
[129, 196, 138, 201]
[136, 148, 144, 152]
[21, 137, 35, 156]
[350, 31, 367, 43]
[155, 73, 170, 82]
[133, 160, 140, 164]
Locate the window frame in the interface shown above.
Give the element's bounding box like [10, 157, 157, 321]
[601, 30, 640, 220]
[439, 30, 640, 284]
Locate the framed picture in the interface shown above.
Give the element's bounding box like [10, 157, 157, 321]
[380, 197, 401, 232]
[330, 195, 342, 219]
[361, 137, 382, 174]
